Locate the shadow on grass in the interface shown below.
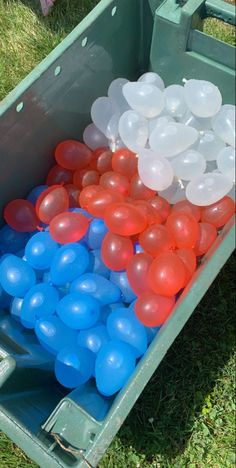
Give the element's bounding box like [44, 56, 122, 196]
[116, 252, 235, 464]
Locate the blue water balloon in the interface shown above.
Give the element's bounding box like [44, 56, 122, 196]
[55, 345, 95, 388]
[128, 299, 137, 310]
[107, 308, 147, 358]
[87, 218, 108, 250]
[0, 226, 29, 255]
[57, 292, 100, 330]
[21, 283, 59, 329]
[42, 271, 53, 285]
[145, 326, 161, 344]
[134, 242, 144, 254]
[10, 297, 23, 322]
[50, 243, 89, 286]
[35, 316, 77, 355]
[43, 271, 69, 297]
[95, 340, 136, 396]
[0, 255, 36, 297]
[0, 284, 11, 309]
[110, 271, 136, 304]
[88, 249, 110, 278]
[0, 254, 11, 265]
[77, 323, 109, 354]
[16, 249, 25, 258]
[71, 273, 121, 305]
[69, 207, 92, 219]
[25, 232, 59, 270]
[27, 185, 48, 204]
[100, 302, 125, 323]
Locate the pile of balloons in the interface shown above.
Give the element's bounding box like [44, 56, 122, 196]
[87, 73, 235, 206]
[0, 73, 235, 398]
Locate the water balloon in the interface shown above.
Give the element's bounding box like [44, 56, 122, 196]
[186, 173, 233, 206]
[95, 340, 136, 396]
[184, 79, 222, 118]
[71, 273, 121, 305]
[122, 82, 164, 118]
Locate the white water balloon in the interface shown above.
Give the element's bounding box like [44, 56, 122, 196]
[217, 146, 235, 183]
[138, 149, 174, 191]
[149, 122, 199, 158]
[91, 97, 117, 136]
[148, 115, 174, 134]
[184, 79, 222, 118]
[105, 113, 120, 141]
[171, 150, 206, 181]
[138, 72, 165, 91]
[83, 123, 108, 150]
[180, 110, 212, 131]
[211, 104, 235, 148]
[159, 178, 187, 204]
[122, 82, 165, 118]
[118, 110, 149, 152]
[186, 172, 233, 206]
[164, 85, 187, 119]
[108, 78, 130, 113]
[197, 130, 226, 161]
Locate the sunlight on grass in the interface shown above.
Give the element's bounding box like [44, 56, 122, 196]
[204, 17, 236, 46]
[0, 0, 99, 99]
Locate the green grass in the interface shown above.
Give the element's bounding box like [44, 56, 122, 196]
[203, 18, 236, 46]
[0, 0, 99, 100]
[0, 1, 235, 467]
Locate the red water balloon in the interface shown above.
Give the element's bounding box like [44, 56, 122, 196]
[148, 252, 186, 297]
[112, 148, 137, 179]
[73, 169, 87, 188]
[129, 174, 156, 200]
[201, 196, 235, 228]
[74, 169, 100, 188]
[46, 164, 73, 186]
[49, 212, 90, 244]
[96, 149, 113, 174]
[90, 146, 108, 170]
[101, 232, 133, 271]
[65, 184, 80, 208]
[87, 191, 124, 219]
[133, 200, 163, 225]
[100, 171, 130, 197]
[194, 222, 217, 256]
[82, 170, 100, 188]
[139, 224, 175, 257]
[166, 212, 200, 249]
[79, 185, 104, 210]
[176, 248, 197, 285]
[171, 200, 201, 222]
[134, 292, 175, 327]
[104, 202, 147, 236]
[126, 253, 153, 296]
[4, 199, 39, 232]
[36, 185, 69, 224]
[55, 140, 92, 170]
[149, 196, 171, 222]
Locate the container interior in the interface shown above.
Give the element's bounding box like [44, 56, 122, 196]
[0, 0, 235, 464]
[0, 0, 155, 440]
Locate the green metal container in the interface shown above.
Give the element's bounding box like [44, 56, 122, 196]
[0, 0, 235, 466]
